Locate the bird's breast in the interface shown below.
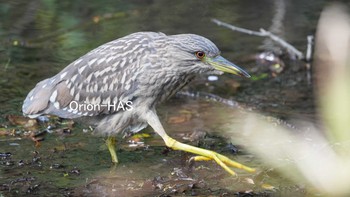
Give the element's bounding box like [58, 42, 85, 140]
[155, 74, 195, 104]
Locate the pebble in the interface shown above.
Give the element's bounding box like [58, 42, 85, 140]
[208, 75, 218, 81]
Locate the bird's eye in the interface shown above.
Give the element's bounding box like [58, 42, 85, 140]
[195, 51, 205, 59]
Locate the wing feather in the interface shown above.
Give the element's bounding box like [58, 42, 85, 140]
[22, 32, 165, 118]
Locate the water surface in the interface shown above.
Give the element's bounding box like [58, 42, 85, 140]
[0, 0, 342, 196]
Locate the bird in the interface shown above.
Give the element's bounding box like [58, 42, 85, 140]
[22, 32, 255, 175]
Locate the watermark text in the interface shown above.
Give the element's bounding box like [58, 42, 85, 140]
[69, 100, 133, 112]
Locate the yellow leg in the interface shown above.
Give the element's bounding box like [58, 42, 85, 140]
[145, 110, 255, 176]
[165, 136, 255, 175]
[106, 136, 118, 164]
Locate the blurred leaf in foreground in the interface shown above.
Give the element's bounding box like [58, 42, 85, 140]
[314, 4, 350, 146]
[225, 3, 350, 196]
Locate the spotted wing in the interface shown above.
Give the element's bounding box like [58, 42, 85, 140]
[22, 32, 165, 119]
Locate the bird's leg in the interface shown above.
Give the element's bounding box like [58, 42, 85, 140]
[164, 136, 255, 175]
[106, 136, 118, 164]
[145, 110, 255, 176]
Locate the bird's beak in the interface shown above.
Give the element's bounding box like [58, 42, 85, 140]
[206, 56, 251, 78]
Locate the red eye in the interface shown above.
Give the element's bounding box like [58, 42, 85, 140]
[195, 51, 205, 59]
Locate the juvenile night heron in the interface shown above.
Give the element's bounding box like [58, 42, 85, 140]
[22, 32, 255, 175]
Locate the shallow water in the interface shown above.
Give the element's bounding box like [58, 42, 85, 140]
[0, 0, 344, 196]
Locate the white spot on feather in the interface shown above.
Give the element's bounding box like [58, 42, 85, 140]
[74, 59, 83, 65]
[101, 67, 111, 75]
[74, 94, 80, 101]
[49, 90, 58, 102]
[67, 82, 72, 89]
[103, 97, 111, 104]
[97, 58, 106, 65]
[112, 61, 119, 68]
[94, 71, 101, 78]
[109, 83, 114, 91]
[71, 74, 78, 82]
[70, 87, 75, 96]
[112, 78, 118, 84]
[60, 72, 67, 79]
[95, 97, 101, 104]
[88, 58, 97, 66]
[106, 56, 113, 63]
[103, 76, 109, 84]
[103, 84, 108, 92]
[86, 73, 93, 82]
[94, 84, 98, 92]
[120, 59, 126, 68]
[125, 84, 130, 90]
[78, 65, 87, 74]
[54, 102, 60, 109]
[121, 73, 126, 84]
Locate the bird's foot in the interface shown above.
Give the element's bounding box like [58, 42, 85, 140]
[189, 154, 255, 176]
[106, 136, 118, 164]
[165, 136, 255, 176]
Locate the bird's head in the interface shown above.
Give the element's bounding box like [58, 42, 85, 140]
[167, 34, 250, 78]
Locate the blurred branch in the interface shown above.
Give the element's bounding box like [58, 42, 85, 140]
[305, 35, 314, 84]
[306, 35, 314, 62]
[211, 18, 304, 60]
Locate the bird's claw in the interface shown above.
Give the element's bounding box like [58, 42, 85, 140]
[165, 136, 255, 176]
[190, 151, 255, 176]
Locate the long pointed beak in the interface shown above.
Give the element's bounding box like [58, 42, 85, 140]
[206, 56, 250, 78]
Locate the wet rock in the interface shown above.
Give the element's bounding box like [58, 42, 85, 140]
[28, 129, 47, 144]
[171, 168, 190, 179]
[32, 156, 40, 163]
[0, 184, 9, 191]
[224, 143, 239, 154]
[37, 116, 49, 123]
[180, 130, 206, 142]
[54, 128, 73, 135]
[27, 184, 40, 194]
[0, 152, 12, 159]
[5, 160, 14, 166]
[50, 163, 64, 169]
[18, 160, 25, 166]
[10, 177, 35, 184]
[69, 167, 81, 175]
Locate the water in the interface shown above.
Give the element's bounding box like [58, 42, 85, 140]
[0, 0, 344, 196]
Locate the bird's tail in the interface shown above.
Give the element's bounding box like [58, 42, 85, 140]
[22, 78, 55, 118]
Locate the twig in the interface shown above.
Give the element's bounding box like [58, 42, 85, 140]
[305, 35, 314, 85]
[211, 18, 304, 60]
[306, 35, 314, 62]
